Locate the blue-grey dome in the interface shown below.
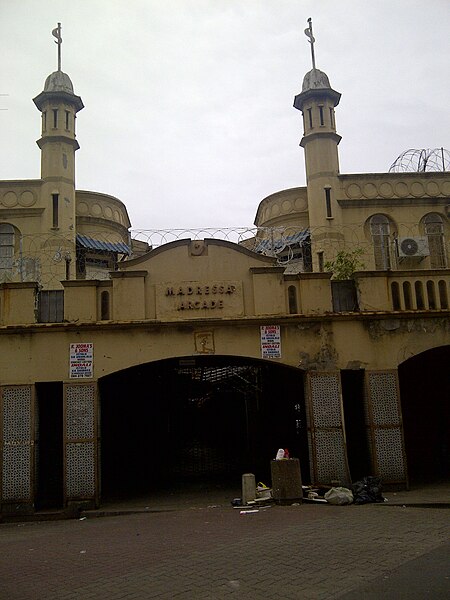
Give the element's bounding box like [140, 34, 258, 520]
[34, 70, 84, 112]
[43, 70, 75, 94]
[302, 68, 331, 92]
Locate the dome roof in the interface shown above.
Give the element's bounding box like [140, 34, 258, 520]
[302, 68, 331, 92]
[43, 70, 75, 94]
[33, 70, 84, 112]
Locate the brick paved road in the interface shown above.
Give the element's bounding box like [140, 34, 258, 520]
[0, 504, 448, 599]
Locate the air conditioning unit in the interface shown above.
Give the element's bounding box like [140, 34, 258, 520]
[397, 237, 429, 258]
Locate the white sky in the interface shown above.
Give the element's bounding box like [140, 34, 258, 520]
[1, 0, 449, 230]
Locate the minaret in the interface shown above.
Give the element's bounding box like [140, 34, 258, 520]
[293, 19, 343, 269]
[33, 24, 84, 281]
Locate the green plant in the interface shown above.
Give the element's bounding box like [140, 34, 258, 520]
[324, 248, 365, 280]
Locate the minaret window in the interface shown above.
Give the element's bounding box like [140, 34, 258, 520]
[101, 291, 111, 320]
[52, 193, 59, 228]
[329, 107, 334, 128]
[52, 109, 58, 128]
[319, 105, 324, 126]
[317, 251, 324, 272]
[65, 110, 70, 130]
[324, 187, 332, 218]
[43, 111, 47, 132]
[288, 286, 298, 314]
[307, 108, 313, 129]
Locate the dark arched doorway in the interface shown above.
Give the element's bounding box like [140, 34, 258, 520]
[398, 346, 449, 484]
[99, 356, 309, 502]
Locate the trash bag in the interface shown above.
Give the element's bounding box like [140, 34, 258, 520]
[324, 487, 354, 505]
[352, 476, 384, 504]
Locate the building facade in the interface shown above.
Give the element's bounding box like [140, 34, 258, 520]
[0, 30, 448, 517]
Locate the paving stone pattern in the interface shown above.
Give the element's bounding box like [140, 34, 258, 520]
[0, 504, 449, 599]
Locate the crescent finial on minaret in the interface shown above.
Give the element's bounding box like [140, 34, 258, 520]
[304, 17, 316, 70]
[52, 23, 62, 71]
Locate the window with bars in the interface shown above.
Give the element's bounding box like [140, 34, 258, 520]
[423, 213, 447, 268]
[370, 214, 392, 270]
[0, 224, 15, 276]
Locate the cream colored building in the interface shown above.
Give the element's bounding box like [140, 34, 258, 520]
[0, 30, 448, 517]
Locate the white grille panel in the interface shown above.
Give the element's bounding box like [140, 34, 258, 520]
[315, 430, 348, 484]
[310, 374, 342, 427]
[66, 442, 95, 497]
[65, 385, 95, 440]
[368, 372, 400, 426]
[2, 444, 31, 500]
[374, 428, 406, 481]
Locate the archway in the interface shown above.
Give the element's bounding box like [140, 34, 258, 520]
[398, 346, 449, 484]
[99, 356, 309, 503]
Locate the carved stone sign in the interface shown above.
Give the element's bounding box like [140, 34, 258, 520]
[156, 281, 244, 319]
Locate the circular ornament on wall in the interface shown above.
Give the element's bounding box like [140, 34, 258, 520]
[441, 180, 450, 196]
[294, 196, 307, 211]
[2, 191, 18, 207]
[91, 203, 103, 217]
[271, 203, 280, 217]
[363, 183, 378, 199]
[425, 181, 440, 197]
[345, 183, 361, 199]
[104, 206, 113, 219]
[282, 199, 292, 213]
[410, 182, 425, 197]
[394, 182, 409, 197]
[378, 182, 393, 198]
[19, 190, 36, 207]
[77, 201, 89, 215]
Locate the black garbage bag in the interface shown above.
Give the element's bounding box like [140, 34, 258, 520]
[352, 476, 384, 504]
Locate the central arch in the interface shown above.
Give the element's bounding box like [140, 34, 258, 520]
[99, 355, 309, 503]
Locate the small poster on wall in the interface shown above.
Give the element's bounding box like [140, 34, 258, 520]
[69, 343, 94, 379]
[260, 325, 281, 359]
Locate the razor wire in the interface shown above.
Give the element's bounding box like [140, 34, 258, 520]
[0, 223, 447, 289]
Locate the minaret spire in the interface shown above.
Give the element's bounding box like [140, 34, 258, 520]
[52, 22, 62, 71]
[304, 17, 316, 70]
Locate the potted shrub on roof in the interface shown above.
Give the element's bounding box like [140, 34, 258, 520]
[324, 249, 365, 312]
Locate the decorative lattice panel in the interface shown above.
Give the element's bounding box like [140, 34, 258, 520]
[314, 430, 348, 484]
[2, 386, 32, 441]
[362, 384, 371, 427]
[310, 374, 342, 427]
[2, 444, 31, 500]
[1, 386, 33, 501]
[368, 372, 400, 426]
[65, 442, 95, 497]
[374, 428, 406, 481]
[307, 431, 314, 479]
[65, 385, 95, 440]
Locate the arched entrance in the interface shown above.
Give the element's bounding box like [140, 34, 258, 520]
[398, 345, 450, 484]
[99, 356, 309, 502]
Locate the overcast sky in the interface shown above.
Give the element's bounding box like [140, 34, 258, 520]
[1, 0, 449, 231]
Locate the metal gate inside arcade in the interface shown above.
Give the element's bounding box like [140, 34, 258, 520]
[99, 357, 309, 501]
